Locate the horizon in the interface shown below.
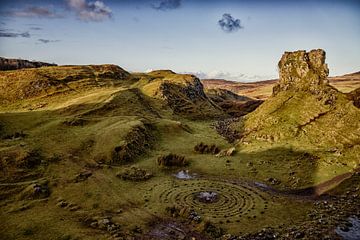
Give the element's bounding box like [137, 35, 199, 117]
[0, 0, 359, 81]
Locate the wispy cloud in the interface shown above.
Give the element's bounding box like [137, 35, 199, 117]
[0, 29, 30, 38]
[187, 70, 275, 82]
[30, 27, 43, 31]
[66, 0, 112, 22]
[218, 13, 243, 33]
[2, 6, 63, 19]
[152, 0, 181, 11]
[38, 39, 60, 44]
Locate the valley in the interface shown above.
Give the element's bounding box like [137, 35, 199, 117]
[0, 50, 359, 240]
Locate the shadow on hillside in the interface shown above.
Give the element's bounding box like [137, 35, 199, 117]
[237, 147, 320, 192]
[235, 145, 358, 198]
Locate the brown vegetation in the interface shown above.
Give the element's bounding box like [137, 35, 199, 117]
[194, 142, 221, 155]
[157, 153, 188, 167]
[116, 166, 153, 181]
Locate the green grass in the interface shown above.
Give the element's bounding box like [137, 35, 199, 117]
[0, 65, 359, 239]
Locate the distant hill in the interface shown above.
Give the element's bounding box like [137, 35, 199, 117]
[202, 71, 360, 100]
[0, 57, 57, 71]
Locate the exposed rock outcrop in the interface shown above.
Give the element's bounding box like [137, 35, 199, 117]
[348, 87, 360, 108]
[0, 57, 56, 71]
[92, 120, 154, 165]
[139, 71, 224, 118]
[206, 88, 263, 117]
[230, 49, 360, 148]
[273, 49, 330, 95]
[116, 166, 153, 181]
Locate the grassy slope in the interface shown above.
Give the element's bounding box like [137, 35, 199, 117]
[0, 65, 357, 239]
[230, 88, 360, 187]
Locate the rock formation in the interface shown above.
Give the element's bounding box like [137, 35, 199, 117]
[273, 49, 330, 95]
[230, 49, 360, 148]
[0, 57, 57, 70]
[139, 70, 224, 118]
[348, 87, 360, 108]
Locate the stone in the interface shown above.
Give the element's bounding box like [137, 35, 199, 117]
[273, 49, 329, 96]
[116, 166, 153, 181]
[74, 170, 92, 182]
[216, 147, 236, 157]
[56, 201, 68, 208]
[194, 191, 219, 203]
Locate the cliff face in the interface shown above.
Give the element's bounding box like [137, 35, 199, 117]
[273, 49, 329, 95]
[0, 57, 57, 71]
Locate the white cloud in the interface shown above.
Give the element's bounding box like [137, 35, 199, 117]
[184, 70, 276, 82]
[66, 0, 112, 22]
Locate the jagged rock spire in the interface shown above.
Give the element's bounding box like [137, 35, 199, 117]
[273, 49, 329, 95]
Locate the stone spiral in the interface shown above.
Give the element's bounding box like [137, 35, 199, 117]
[144, 179, 269, 223]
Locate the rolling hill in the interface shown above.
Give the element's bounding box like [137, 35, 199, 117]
[0, 51, 359, 240]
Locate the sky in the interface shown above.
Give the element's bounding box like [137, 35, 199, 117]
[0, 0, 359, 81]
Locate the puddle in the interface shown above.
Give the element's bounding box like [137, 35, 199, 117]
[174, 170, 196, 180]
[336, 216, 360, 240]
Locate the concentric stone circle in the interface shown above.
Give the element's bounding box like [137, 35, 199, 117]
[144, 179, 269, 223]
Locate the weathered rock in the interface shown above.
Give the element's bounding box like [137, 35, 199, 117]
[0, 57, 56, 71]
[74, 170, 92, 182]
[116, 166, 152, 181]
[145, 71, 223, 118]
[110, 123, 154, 165]
[266, 177, 281, 185]
[348, 87, 360, 108]
[194, 191, 219, 203]
[17, 183, 50, 200]
[273, 49, 330, 95]
[216, 147, 236, 157]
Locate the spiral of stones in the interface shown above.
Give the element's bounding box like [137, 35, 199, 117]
[145, 179, 269, 223]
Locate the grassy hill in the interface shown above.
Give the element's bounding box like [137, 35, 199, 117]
[0, 53, 359, 240]
[230, 49, 360, 187]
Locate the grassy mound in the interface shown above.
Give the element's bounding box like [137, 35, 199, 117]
[135, 70, 224, 118]
[1, 56, 359, 239]
[0, 64, 130, 104]
[229, 49, 360, 189]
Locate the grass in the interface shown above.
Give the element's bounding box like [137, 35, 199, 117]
[0, 65, 359, 239]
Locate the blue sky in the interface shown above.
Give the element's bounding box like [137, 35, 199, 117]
[0, 0, 359, 81]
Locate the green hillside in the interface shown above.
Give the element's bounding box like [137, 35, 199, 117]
[0, 51, 359, 240]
